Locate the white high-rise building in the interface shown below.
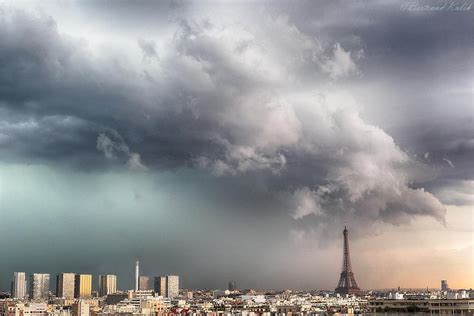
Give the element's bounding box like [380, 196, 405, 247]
[12, 272, 27, 299]
[134, 261, 139, 292]
[29, 273, 50, 300]
[99, 275, 117, 297]
[56, 273, 75, 299]
[166, 275, 179, 299]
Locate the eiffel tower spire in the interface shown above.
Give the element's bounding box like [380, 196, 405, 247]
[335, 226, 362, 295]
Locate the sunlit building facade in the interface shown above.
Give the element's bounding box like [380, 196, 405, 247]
[74, 274, 92, 298]
[11, 272, 27, 299]
[99, 275, 117, 297]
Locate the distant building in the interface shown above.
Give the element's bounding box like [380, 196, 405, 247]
[441, 280, 449, 291]
[153, 276, 166, 297]
[153, 275, 179, 298]
[228, 281, 237, 291]
[388, 292, 404, 300]
[99, 275, 117, 297]
[447, 290, 469, 299]
[240, 294, 266, 304]
[214, 290, 230, 298]
[166, 275, 179, 299]
[56, 273, 75, 299]
[74, 274, 92, 298]
[18, 302, 48, 315]
[369, 299, 474, 313]
[29, 273, 50, 300]
[106, 292, 128, 305]
[72, 300, 90, 316]
[184, 290, 193, 300]
[138, 276, 150, 291]
[130, 290, 154, 299]
[11, 272, 27, 299]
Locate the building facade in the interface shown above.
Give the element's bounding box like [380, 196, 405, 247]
[29, 273, 50, 300]
[138, 276, 150, 291]
[74, 274, 92, 298]
[228, 281, 237, 291]
[441, 280, 449, 291]
[369, 299, 474, 314]
[166, 275, 179, 299]
[11, 272, 27, 299]
[153, 276, 167, 297]
[56, 273, 75, 299]
[99, 275, 117, 297]
[72, 300, 90, 316]
[135, 261, 139, 292]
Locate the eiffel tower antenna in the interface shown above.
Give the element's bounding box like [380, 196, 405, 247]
[335, 226, 362, 295]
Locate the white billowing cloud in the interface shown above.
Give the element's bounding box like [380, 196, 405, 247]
[94, 12, 444, 227]
[291, 187, 324, 219]
[443, 158, 454, 168]
[97, 133, 147, 171]
[96, 133, 127, 159]
[196, 140, 287, 176]
[127, 153, 148, 171]
[0, 6, 447, 233]
[284, 90, 446, 226]
[322, 43, 359, 79]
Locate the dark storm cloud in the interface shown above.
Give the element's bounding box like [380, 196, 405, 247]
[272, 0, 474, 206]
[0, 2, 458, 233]
[0, 0, 472, 291]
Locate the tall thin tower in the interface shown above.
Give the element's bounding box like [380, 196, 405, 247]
[335, 226, 361, 295]
[135, 260, 139, 291]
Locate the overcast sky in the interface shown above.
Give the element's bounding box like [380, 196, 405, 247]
[0, 0, 472, 291]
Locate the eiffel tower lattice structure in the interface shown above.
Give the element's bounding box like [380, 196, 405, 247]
[335, 226, 362, 295]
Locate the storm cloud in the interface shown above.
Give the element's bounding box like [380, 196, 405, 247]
[0, 0, 472, 290]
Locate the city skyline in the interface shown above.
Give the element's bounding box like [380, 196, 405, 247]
[1, 227, 470, 294]
[3, 263, 468, 295]
[0, 0, 472, 292]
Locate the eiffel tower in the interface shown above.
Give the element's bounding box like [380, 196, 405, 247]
[335, 226, 362, 295]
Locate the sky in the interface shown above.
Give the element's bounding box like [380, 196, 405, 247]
[0, 0, 473, 291]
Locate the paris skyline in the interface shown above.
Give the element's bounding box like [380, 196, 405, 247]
[0, 0, 473, 291]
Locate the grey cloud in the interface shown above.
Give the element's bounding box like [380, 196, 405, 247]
[274, 0, 474, 208]
[97, 133, 129, 159]
[431, 180, 474, 206]
[0, 3, 462, 239]
[138, 38, 158, 60]
[0, 0, 472, 291]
